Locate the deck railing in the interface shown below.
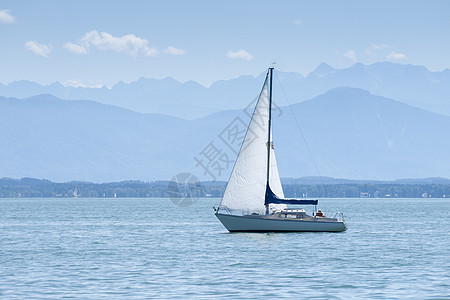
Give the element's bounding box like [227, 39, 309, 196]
[213, 205, 266, 216]
[333, 212, 345, 222]
[215, 204, 345, 222]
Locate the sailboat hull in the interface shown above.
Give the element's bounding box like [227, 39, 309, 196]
[216, 213, 346, 232]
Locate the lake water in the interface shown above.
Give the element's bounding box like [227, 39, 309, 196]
[1, 197, 449, 299]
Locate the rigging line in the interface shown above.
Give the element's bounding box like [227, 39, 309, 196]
[274, 72, 325, 198]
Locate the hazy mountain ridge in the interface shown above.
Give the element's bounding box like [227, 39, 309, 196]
[1, 62, 449, 118]
[1, 88, 449, 182]
[273, 87, 450, 180]
[0, 94, 191, 182]
[305, 62, 450, 114]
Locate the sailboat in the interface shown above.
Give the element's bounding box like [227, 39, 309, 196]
[214, 68, 346, 232]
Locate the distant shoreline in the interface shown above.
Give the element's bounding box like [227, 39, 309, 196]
[1, 177, 449, 199]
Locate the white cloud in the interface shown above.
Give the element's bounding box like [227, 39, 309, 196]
[226, 49, 253, 61]
[366, 43, 390, 54]
[25, 41, 53, 57]
[372, 44, 389, 50]
[0, 9, 15, 24]
[343, 50, 356, 62]
[64, 30, 158, 57]
[63, 42, 88, 54]
[293, 19, 302, 26]
[163, 46, 186, 55]
[62, 79, 104, 88]
[386, 51, 407, 60]
[365, 44, 407, 60]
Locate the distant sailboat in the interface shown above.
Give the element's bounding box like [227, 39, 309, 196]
[214, 68, 346, 232]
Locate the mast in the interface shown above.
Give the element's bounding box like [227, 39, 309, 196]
[265, 67, 274, 214]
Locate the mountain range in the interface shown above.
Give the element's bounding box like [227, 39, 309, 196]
[1, 62, 449, 119]
[1, 87, 449, 182]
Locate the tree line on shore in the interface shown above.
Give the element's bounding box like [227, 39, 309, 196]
[0, 178, 449, 198]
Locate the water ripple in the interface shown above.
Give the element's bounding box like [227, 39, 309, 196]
[0, 198, 449, 299]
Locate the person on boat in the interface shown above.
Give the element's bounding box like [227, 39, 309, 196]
[316, 209, 324, 217]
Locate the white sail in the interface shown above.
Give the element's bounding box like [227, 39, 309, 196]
[269, 146, 287, 212]
[220, 74, 285, 213]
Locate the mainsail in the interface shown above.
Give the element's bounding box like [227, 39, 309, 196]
[220, 72, 286, 213]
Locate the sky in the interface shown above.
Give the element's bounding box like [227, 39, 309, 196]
[1, 0, 449, 87]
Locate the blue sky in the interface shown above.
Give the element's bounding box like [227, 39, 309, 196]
[1, 0, 449, 87]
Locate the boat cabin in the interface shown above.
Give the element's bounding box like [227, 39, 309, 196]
[274, 209, 310, 219]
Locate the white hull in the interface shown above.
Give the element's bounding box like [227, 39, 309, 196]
[216, 213, 346, 232]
